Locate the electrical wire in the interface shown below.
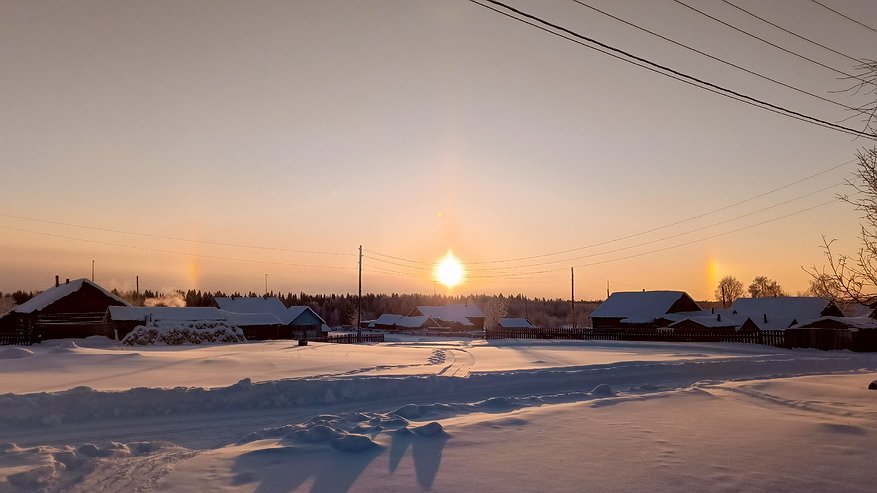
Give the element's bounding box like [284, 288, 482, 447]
[808, 0, 877, 34]
[0, 225, 357, 271]
[468, 0, 875, 140]
[460, 182, 843, 272]
[366, 194, 850, 280]
[571, 197, 844, 270]
[568, 0, 864, 115]
[719, 0, 863, 64]
[0, 213, 354, 257]
[671, 0, 874, 86]
[367, 158, 855, 265]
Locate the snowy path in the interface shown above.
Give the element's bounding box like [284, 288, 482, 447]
[3, 339, 877, 492]
[3, 346, 875, 449]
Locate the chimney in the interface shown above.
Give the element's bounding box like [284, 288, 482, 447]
[65, 278, 70, 284]
[711, 307, 715, 314]
[55, 275, 59, 287]
[763, 313, 768, 323]
[717, 313, 722, 322]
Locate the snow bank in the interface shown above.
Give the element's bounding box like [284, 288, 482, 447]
[0, 347, 33, 360]
[122, 321, 245, 345]
[2, 351, 875, 432]
[0, 440, 187, 492]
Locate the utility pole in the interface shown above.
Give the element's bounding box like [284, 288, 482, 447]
[265, 273, 268, 296]
[91, 260, 95, 282]
[571, 267, 576, 329]
[357, 245, 362, 332]
[606, 280, 610, 299]
[136, 276, 140, 306]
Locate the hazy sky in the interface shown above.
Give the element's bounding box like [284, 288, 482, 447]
[2, 0, 876, 300]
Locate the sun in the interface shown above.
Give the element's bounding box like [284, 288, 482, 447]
[435, 250, 465, 288]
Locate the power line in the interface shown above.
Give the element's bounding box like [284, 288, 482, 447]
[369, 196, 844, 282]
[568, 0, 864, 115]
[569, 197, 843, 271]
[719, 0, 863, 64]
[367, 158, 855, 265]
[463, 182, 842, 272]
[0, 225, 357, 271]
[0, 213, 354, 257]
[468, 0, 875, 139]
[809, 0, 877, 34]
[671, 0, 874, 86]
[516, 197, 845, 276]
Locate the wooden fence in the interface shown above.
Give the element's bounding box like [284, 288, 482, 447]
[0, 332, 38, 346]
[320, 333, 386, 344]
[485, 327, 787, 348]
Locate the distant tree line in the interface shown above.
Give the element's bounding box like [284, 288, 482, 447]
[105, 288, 605, 328]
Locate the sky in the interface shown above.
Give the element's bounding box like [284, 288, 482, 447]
[1, 0, 876, 300]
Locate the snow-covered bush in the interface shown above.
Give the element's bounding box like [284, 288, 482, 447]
[122, 320, 246, 345]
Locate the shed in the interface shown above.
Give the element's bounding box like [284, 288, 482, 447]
[498, 318, 538, 329]
[411, 303, 485, 330]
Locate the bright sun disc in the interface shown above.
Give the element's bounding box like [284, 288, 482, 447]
[435, 250, 465, 288]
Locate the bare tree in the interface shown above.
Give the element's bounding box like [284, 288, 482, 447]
[814, 148, 877, 304]
[482, 298, 509, 331]
[846, 59, 877, 136]
[806, 273, 845, 300]
[748, 276, 785, 298]
[715, 275, 744, 308]
[809, 56, 877, 304]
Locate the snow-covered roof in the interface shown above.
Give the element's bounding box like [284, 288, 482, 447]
[369, 314, 404, 326]
[286, 306, 327, 326]
[108, 306, 284, 326]
[213, 298, 325, 325]
[668, 313, 745, 329]
[214, 297, 288, 316]
[792, 316, 877, 331]
[109, 306, 225, 321]
[415, 304, 484, 324]
[840, 303, 874, 318]
[591, 291, 699, 322]
[13, 278, 128, 314]
[498, 318, 537, 329]
[224, 311, 284, 327]
[396, 316, 431, 329]
[743, 316, 799, 331]
[729, 297, 835, 322]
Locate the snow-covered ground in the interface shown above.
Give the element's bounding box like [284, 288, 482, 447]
[2, 336, 876, 492]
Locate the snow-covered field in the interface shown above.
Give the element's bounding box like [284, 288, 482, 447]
[2, 336, 876, 492]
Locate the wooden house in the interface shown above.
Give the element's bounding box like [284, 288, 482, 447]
[590, 291, 702, 330]
[729, 297, 843, 333]
[214, 296, 327, 340]
[0, 277, 128, 340]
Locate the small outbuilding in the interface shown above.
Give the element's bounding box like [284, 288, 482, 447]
[498, 318, 538, 329]
[411, 303, 486, 330]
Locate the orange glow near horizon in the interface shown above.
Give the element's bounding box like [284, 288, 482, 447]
[435, 250, 465, 289]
